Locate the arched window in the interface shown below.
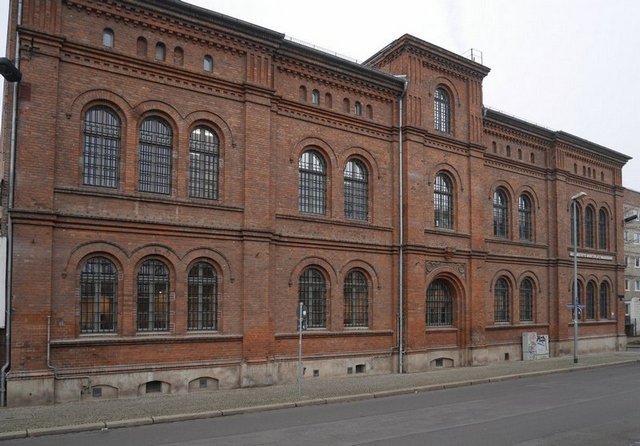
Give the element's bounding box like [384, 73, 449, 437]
[138, 117, 172, 194]
[311, 89, 320, 105]
[80, 257, 117, 333]
[299, 86, 307, 102]
[83, 106, 120, 188]
[493, 189, 509, 238]
[354, 101, 362, 116]
[102, 28, 114, 48]
[518, 194, 532, 241]
[173, 46, 184, 66]
[343, 98, 350, 113]
[299, 150, 326, 214]
[434, 173, 453, 229]
[434, 87, 450, 133]
[585, 206, 595, 248]
[325, 93, 333, 108]
[344, 270, 368, 327]
[519, 278, 533, 322]
[188, 262, 218, 331]
[586, 281, 596, 319]
[426, 279, 453, 326]
[344, 159, 368, 220]
[572, 281, 584, 320]
[598, 209, 608, 250]
[155, 42, 166, 61]
[366, 104, 373, 119]
[494, 277, 510, 323]
[189, 126, 219, 200]
[571, 203, 582, 247]
[599, 282, 609, 319]
[203, 55, 213, 72]
[136, 259, 169, 332]
[299, 267, 326, 328]
[136, 37, 147, 58]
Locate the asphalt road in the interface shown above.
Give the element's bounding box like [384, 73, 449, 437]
[5, 363, 640, 446]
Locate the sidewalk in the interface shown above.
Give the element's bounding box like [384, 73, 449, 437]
[1, 351, 639, 440]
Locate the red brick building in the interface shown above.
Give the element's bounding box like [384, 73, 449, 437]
[0, 0, 630, 406]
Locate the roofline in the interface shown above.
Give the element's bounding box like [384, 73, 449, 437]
[364, 34, 491, 79]
[484, 108, 631, 164]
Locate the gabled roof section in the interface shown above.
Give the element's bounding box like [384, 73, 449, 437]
[485, 108, 631, 165]
[364, 34, 491, 80]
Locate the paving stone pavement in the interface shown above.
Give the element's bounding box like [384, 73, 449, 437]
[1, 351, 639, 440]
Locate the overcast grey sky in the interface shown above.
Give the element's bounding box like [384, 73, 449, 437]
[1, 0, 638, 190]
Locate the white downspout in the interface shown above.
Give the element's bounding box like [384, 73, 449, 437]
[1, 0, 23, 407]
[396, 75, 408, 373]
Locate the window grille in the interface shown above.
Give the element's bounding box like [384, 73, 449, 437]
[518, 194, 532, 241]
[426, 279, 453, 326]
[599, 283, 609, 319]
[434, 87, 450, 133]
[299, 150, 326, 214]
[434, 173, 453, 229]
[299, 267, 326, 328]
[188, 262, 218, 330]
[189, 126, 219, 200]
[519, 278, 533, 322]
[586, 282, 596, 319]
[494, 277, 509, 322]
[137, 259, 169, 331]
[80, 257, 117, 333]
[585, 206, 595, 248]
[344, 270, 368, 327]
[139, 117, 172, 194]
[344, 159, 368, 220]
[83, 107, 120, 188]
[493, 190, 508, 238]
[598, 209, 608, 250]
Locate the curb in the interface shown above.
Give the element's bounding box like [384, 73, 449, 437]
[2, 358, 638, 440]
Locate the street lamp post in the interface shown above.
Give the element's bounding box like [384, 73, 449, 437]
[571, 191, 587, 364]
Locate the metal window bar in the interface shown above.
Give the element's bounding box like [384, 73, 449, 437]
[83, 107, 120, 188]
[434, 88, 450, 133]
[518, 195, 532, 241]
[426, 280, 453, 326]
[494, 278, 509, 322]
[598, 209, 607, 250]
[80, 257, 117, 333]
[299, 151, 326, 214]
[599, 284, 609, 319]
[519, 279, 533, 322]
[189, 126, 219, 200]
[586, 282, 596, 319]
[344, 160, 368, 220]
[187, 262, 218, 330]
[344, 271, 368, 327]
[434, 174, 453, 229]
[493, 191, 508, 238]
[137, 259, 170, 331]
[299, 268, 326, 328]
[585, 207, 595, 248]
[139, 118, 172, 194]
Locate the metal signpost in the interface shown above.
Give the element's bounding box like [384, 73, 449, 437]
[296, 302, 307, 398]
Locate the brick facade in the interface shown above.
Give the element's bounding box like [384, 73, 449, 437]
[0, 0, 630, 406]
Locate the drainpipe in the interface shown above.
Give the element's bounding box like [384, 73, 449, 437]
[395, 75, 408, 373]
[1, 0, 23, 407]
